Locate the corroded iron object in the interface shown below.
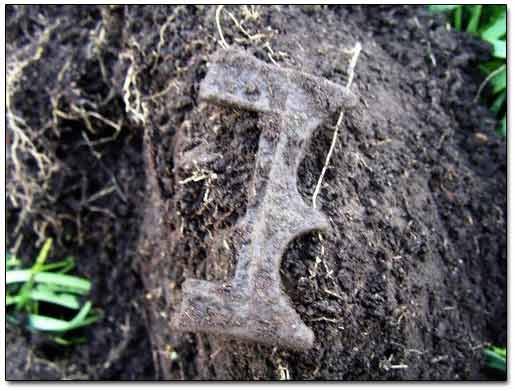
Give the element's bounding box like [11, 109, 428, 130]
[172, 47, 357, 350]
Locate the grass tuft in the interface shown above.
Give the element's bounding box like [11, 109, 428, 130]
[6, 239, 101, 345]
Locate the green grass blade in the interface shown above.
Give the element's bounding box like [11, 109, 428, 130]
[27, 301, 99, 332]
[499, 115, 506, 137]
[7, 287, 81, 310]
[490, 92, 506, 115]
[28, 314, 73, 332]
[36, 273, 91, 294]
[52, 336, 75, 346]
[490, 40, 506, 59]
[33, 283, 88, 295]
[31, 285, 81, 310]
[6, 270, 91, 294]
[481, 12, 506, 41]
[492, 347, 507, 358]
[75, 311, 103, 328]
[40, 257, 75, 274]
[35, 238, 53, 268]
[428, 5, 460, 13]
[466, 5, 482, 33]
[65, 302, 101, 329]
[52, 336, 87, 346]
[454, 6, 463, 31]
[484, 349, 507, 372]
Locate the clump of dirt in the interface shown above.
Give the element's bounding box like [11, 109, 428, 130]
[135, 5, 506, 380]
[6, 5, 506, 380]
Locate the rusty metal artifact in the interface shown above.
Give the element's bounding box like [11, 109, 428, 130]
[172, 47, 357, 350]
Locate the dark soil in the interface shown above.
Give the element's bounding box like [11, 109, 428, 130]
[6, 5, 506, 380]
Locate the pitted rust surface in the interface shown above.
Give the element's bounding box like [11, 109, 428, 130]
[172, 47, 357, 350]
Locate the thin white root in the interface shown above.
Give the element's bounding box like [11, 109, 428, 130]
[242, 5, 260, 22]
[277, 363, 290, 380]
[312, 111, 344, 209]
[263, 42, 278, 66]
[311, 41, 362, 209]
[122, 61, 147, 124]
[474, 64, 505, 102]
[6, 22, 63, 236]
[216, 5, 229, 49]
[346, 42, 362, 90]
[225, 10, 266, 42]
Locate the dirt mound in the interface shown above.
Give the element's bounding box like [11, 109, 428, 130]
[6, 5, 506, 380]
